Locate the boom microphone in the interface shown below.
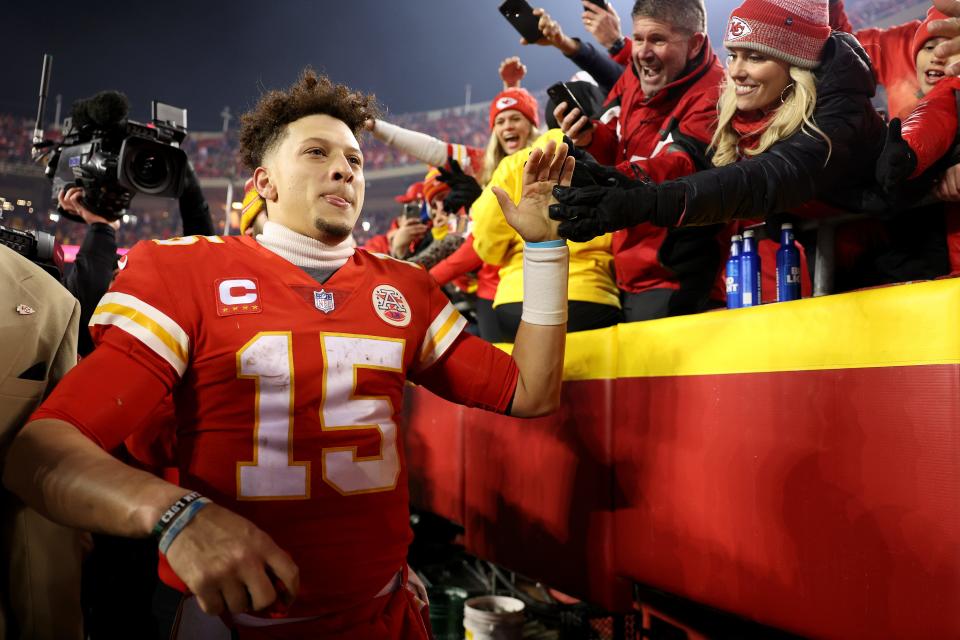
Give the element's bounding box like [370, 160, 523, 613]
[71, 91, 130, 130]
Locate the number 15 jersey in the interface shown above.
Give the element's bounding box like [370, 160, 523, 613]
[34, 234, 519, 617]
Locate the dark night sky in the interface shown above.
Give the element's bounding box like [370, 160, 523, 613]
[5, 1, 740, 131]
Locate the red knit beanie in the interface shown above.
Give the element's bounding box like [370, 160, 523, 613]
[912, 7, 950, 64]
[724, 0, 830, 69]
[488, 88, 540, 131]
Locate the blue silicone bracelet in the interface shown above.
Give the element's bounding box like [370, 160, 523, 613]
[525, 239, 565, 248]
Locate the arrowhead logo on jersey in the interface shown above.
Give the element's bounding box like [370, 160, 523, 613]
[372, 284, 411, 327]
[313, 290, 335, 314]
[216, 278, 263, 317]
[727, 16, 752, 41]
[117, 254, 129, 270]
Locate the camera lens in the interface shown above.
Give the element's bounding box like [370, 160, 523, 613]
[130, 149, 170, 191]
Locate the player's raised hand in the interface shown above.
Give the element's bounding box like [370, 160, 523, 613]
[493, 140, 574, 243]
[164, 503, 299, 616]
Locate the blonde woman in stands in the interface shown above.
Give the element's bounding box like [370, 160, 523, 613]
[365, 57, 541, 185]
[365, 58, 543, 341]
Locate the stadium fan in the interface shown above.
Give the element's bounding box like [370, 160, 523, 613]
[928, 0, 960, 75]
[472, 129, 622, 340]
[554, 0, 730, 320]
[367, 60, 542, 341]
[872, 7, 960, 278]
[552, 0, 885, 282]
[829, 0, 945, 121]
[875, 6, 960, 193]
[3, 68, 575, 639]
[360, 181, 421, 256]
[406, 168, 467, 270]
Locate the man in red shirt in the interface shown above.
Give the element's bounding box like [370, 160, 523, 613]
[2, 69, 574, 638]
[556, 0, 728, 321]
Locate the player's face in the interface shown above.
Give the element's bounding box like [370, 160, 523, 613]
[263, 114, 365, 244]
[726, 48, 792, 113]
[632, 17, 705, 97]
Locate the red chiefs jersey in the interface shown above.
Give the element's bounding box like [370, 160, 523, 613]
[34, 234, 519, 618]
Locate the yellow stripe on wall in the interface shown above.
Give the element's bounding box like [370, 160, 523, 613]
[498, 279, 960, 381]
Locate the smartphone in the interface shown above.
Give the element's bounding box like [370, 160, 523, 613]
[546, 81, 594, 130]
[582, 0, 610, 10]
[498, 0, 543, 43]
[402, 202, 428, 223]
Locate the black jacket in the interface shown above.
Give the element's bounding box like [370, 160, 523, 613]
[673, 32, 884, 226]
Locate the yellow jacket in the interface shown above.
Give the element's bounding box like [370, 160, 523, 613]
[471, 130, 620, 308]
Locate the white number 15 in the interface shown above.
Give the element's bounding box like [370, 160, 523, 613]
[236, 332, 403, 499]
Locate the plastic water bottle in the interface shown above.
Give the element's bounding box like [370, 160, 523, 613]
[776, 223, 801, 302]
[726, 235, 742, 309]
[740, 230, 761, 307]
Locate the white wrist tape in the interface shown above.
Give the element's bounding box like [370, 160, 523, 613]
[521, 241, 569, 325]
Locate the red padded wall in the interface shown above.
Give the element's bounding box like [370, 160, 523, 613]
[403, 364, 960, 637]
[612, 365, 960, 639]
[403, 388, 466, 525]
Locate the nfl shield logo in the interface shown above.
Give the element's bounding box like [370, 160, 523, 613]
[314, 289, 335, 314]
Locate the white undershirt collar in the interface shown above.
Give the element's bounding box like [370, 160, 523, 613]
[255, 221, 355, 270]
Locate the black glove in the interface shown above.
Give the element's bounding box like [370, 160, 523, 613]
[550, 181, 686, 242]
[875, 118, 917, 192]
[563, 135, 642, 190]
[437, 158, 482, 213]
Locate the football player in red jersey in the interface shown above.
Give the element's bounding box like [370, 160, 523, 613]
[3, 69, 574, 638]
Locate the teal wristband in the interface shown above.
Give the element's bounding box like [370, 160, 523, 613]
[158, 497, 211, 554]
[525, 239, 565, 248]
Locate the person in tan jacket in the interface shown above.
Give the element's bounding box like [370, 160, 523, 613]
[0, 243, 83, 639]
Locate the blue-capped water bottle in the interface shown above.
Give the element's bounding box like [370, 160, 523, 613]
[726, 234, 742, 309]
[740, 230, 761, 307]
[776, 223, 801, 302]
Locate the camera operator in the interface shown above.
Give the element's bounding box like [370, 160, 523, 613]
[60, 159, 214, 357]
[0, 243, 83, 639]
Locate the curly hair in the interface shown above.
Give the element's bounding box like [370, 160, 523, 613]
[239, 68, 381, 171]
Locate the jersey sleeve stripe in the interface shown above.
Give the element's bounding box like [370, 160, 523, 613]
[90, 293, 189, 376]
[418, 302, 468, 370]
[449, 144, 468, 168]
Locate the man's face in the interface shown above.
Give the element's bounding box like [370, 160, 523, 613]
[916, 37, 960, 96]
[257, 114, 364, 244]
[631, 17, 705, 97]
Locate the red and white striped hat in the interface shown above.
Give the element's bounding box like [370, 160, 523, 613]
[723, 0, 830, 69]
